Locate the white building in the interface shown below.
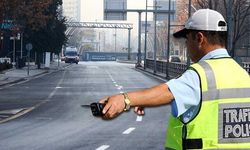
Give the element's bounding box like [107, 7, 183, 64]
[62, 0, 81, 21]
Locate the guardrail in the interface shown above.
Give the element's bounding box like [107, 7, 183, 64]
[146, 59, 187, 79]
[146, 59, 250, 79]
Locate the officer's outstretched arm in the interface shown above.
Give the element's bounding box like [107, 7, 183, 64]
[100, 83, 174, 119]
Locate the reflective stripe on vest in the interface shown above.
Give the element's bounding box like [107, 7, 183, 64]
[199, 61, 250, 100]
[165, 58, 250, 149]
[186, 59, 250, 149]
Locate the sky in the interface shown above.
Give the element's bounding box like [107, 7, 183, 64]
[81, 0, 153, 22]
[81, 0, 154, 51]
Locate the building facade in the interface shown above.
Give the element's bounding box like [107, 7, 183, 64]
[62, 0, 81, 21]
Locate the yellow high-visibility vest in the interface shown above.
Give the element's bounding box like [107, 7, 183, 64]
[165, 58, 250, 149]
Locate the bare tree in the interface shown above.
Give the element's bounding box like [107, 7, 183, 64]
[194, 0, 250, 57]
[157, 21, 168, 59]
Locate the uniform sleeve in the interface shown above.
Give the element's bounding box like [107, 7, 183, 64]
[166, 70, 201, 117]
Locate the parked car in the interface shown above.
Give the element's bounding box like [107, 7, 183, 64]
[169, 55, 181, 62]
[64, 46, 79, 64]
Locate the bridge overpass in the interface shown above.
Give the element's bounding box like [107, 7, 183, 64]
[65, 21, 133, 60]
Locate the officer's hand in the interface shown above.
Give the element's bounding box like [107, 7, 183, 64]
[100, 94, 125, 119]
[134, 106, 145, 116]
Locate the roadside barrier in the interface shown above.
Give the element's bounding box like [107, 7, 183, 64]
[146, 59, 250, 79]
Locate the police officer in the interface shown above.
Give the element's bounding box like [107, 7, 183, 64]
[99, 9, 250, 149]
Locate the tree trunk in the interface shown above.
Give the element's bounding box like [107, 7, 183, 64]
[36, 51, 43, 69]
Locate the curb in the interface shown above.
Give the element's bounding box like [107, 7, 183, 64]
[0, 78, 26, 87]
[0, 63, 71, 123]
[0, 68, 15, 74]
[0, 70, 49, 87]
[0, 76, 8, 81]
[117, 60, 137, 64]
[0, 63, 71, 87]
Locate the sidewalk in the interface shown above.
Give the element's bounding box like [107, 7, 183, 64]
[0, 60, 70, 87]
[0, 60, 71, 123]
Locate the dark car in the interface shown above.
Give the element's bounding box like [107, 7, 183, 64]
[169, 55, 181, 62]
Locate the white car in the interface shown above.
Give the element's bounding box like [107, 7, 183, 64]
[64, 47, 79, 64]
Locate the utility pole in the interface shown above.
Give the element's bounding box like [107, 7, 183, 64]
[227, 0, 234, 57]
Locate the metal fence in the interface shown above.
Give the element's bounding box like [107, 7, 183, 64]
[146, 59, 250, 79]
[146, 59, 187, 79]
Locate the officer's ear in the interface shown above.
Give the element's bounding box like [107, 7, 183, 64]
[196, 31, 206, 47]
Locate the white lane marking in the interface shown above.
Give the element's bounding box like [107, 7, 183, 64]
[122, 127, 136, 134]
[119, 91, 124, 94]
[96, 145, 110, 150]
[48, 89, 57, 99]
[115, 84, 119, 87]
[0, 106, 35, 124]
[46, 70, 66, 100]
[106, 70, 115, 82]
[56, 86, 63, 89]
[136, 116, 143, 122]
[113, 81, 116, 84]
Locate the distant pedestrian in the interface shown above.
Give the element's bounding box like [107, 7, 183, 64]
[99, 9, 250, 149]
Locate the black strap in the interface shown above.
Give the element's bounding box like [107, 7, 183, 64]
[183, 138, 203, 149]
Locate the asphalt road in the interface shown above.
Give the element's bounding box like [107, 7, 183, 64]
[0, 61, 171, 150]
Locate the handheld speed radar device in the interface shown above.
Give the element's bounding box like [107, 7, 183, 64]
[81, 103, 105, 117]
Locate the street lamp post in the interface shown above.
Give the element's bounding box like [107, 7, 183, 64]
[12, 35, 16, 65]
[248, 9, 250, 58]
[137, 11, 142, 67]
[186, 0, 192, 67]
[20, 32, 23, 59]
[188, 0, 192, 18]
[114, 27, 117, 60]
[128, 28, 131, 60]
[153, 0, 158, 74]
[114, 27, 117, 53]
[227, 0, 234, 57]
[144, 0, 148, 70]
[98, 32, 101, 52]
[166, 0, 171, 78]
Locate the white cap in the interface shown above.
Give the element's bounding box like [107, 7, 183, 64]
[173, 9, 227, 38]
